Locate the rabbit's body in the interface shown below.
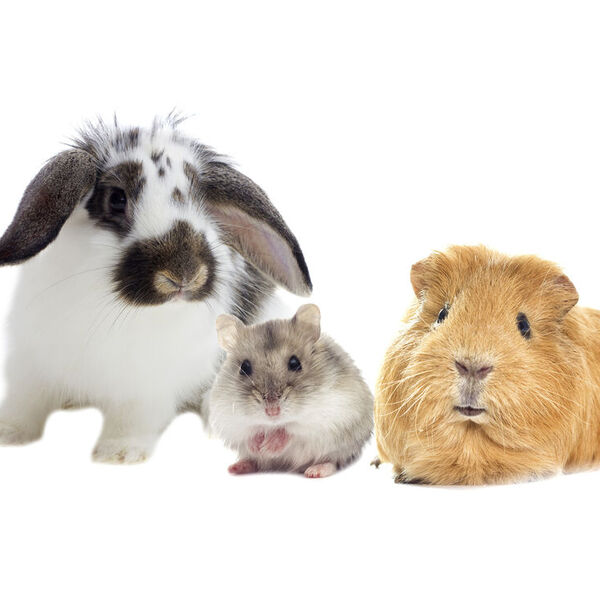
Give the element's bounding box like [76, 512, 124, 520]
[0, 118, 311, 462]
[374, 246, 600, 485]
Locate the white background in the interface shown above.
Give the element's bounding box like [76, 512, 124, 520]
[0, 1, 599, 598]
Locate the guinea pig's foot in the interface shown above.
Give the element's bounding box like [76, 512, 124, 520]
[228, 458, 258, 475]
[262, 428, 289, 454]
[92, 438, 152, 465]
[393, 471, 428, 485]
[370, 457, 382, 468]
[304, 462, 337, 478]
[0, 421, 41, 445]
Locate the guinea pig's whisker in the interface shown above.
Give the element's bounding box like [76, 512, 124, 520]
[380, 368, 437, 396]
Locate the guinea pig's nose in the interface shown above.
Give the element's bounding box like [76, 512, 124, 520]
[455, 359, 494, 380]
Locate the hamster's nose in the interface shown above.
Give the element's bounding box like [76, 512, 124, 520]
[455, 359, 494, 380]
[264, 391, 281, 403]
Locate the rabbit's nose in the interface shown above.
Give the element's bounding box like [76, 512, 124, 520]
[155, 265, 209, 294]
[455, 359, 494, 380]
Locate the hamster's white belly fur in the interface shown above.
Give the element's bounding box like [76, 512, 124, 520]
[211, 389, 372, 471]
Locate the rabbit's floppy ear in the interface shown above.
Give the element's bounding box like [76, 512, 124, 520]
[199, 163, 312, 296]
[0, 150, 96, 266]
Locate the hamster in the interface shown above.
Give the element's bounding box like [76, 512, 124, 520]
[208, 304, 373, 478]
[374, 245, 600, 485]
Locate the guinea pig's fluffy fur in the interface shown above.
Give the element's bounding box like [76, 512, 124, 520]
[374, 245, 600, 485]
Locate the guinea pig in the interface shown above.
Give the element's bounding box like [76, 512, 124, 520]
[0, 115, 312, 463]
[209, 304, 373, 478]
[374, 245, 600, 485]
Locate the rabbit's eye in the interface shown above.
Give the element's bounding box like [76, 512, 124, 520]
[240, 359, 252, 376]
[517, 313, 531, 339]
[288, 355, 302, 371]
[436, 304, 450, 324]
[108, 188, 127, 213]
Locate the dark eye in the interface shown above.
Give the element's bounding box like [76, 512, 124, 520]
[517, 313, 531, 339]
[436, 304, 450, 324]
[108, 188, 127, 213]
[288, 355, 302, 372]
[240, 359, 252, 376]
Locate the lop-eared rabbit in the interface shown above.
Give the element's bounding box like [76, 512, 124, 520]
[0, 117, 312, 463]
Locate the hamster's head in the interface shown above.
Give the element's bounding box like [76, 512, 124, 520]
[214, 304, 323, 420]
[378, 246, 584, 454]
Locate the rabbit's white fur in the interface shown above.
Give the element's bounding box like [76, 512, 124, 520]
[0, 124, 287, 463]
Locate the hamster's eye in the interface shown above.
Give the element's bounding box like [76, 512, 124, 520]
[436, 304, 450, 324]
[517, 313, 531, 339]
[288, 355, 302, 372]
[108, 188, 127, 213]
[240, 359, 253, 376]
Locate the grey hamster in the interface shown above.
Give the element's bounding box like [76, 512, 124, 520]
[208, 304, 373, 478]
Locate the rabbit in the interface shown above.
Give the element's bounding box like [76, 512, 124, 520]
[373, 245, 600, 485]
[208, 304, 373, 477]
[0, 115, 312, 464]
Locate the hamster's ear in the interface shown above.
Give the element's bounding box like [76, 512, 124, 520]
[550, 274, 579, 316]
[292, 304, 321, 342]
[410, 258, 431, 297]
[198, 162, 312, 297]
[215, 314, 245, 351]
[0, 150, 96, 266]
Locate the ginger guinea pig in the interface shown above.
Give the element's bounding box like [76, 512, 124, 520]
[374, 245, 600, 485]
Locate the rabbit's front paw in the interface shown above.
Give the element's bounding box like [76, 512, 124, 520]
[92, 438, 153, 465]
[0, 421, 40, 445]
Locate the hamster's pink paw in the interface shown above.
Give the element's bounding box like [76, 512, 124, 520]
[228, 459, 258, 475]
[249, 431, 265, 453]
[304, 462, 336, 478]
[262, 428, 289, 454]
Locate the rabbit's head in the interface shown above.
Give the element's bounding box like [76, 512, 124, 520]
[0, 117, 312, 306]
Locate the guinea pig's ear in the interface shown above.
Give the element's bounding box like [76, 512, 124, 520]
[0, 150, 96, 266]
[215, 314, 245, 351]
[292, 304, 321, 343]
[550, 274, 579, 316]
[198, 162, 312, 297]
[410, 258, 431, 297]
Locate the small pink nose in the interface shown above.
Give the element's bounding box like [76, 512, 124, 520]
[455, 359, 493, 380]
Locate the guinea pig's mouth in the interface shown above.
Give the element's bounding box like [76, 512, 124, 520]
[454, 406, 486, 417]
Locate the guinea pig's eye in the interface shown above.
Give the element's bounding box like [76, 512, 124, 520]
[240, 359, 253, 376]
[108, 188, 127, 213]
[517, 313, 531, 339]
[288, 355, 302, 372]
[436, 304, 450, 324]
